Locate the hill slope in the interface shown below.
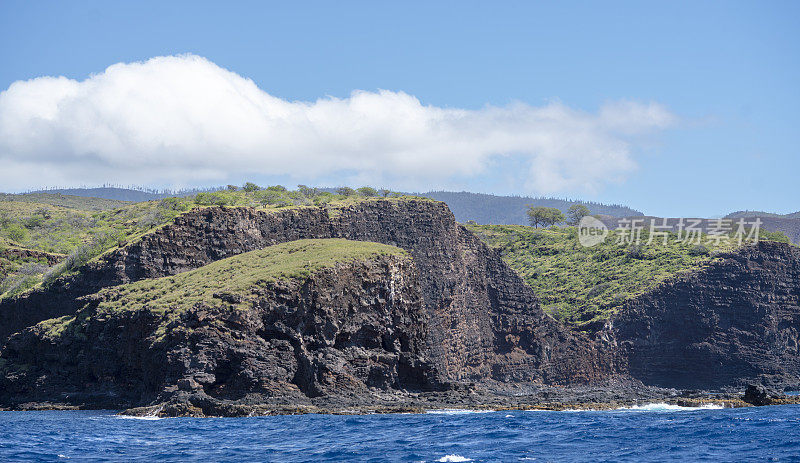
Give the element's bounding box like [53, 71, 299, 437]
[467, 224, 733, 327]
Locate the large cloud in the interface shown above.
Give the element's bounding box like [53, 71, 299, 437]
[0, 54, 675, 193]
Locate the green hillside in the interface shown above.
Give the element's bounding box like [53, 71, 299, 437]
[37, 238, 406, 340]
[0, 185, 422, 299]
[466, 224, 738, 327]
[0, 192, 133, 211]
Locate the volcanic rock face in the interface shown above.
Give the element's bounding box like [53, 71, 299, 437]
[0, 200, 613, 385]
[609, 241, 800, 390]
[0, 254, 437, 410]
[3, 198, 799, 400]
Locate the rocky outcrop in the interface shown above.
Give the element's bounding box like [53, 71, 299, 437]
[0, 199, 614, 386]
[608, 241, 800, 390]
[0, 254, 438, 412]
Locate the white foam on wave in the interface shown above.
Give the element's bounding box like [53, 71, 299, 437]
[436, 455, 473, 462]
[617, 402, 724, 412]
[116, 415, 163, 420]
[520, 403, 724, 412]
[426, 409, 495, 415]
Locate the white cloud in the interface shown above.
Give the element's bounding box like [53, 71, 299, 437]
[0, 54, 675, 193]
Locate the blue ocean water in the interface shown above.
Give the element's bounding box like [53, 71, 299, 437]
[1, 404, 799, 462]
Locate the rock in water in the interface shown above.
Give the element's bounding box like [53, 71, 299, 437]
[743, 384, 774, 406]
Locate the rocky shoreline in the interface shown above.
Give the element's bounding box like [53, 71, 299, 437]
[4, 384, 799, 418]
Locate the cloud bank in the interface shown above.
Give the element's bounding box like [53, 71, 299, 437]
[0, 54, 675, 193]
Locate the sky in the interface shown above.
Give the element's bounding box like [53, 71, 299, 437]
[0, 0, 797, 217]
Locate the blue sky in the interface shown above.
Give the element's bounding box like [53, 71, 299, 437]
[0, 0, 797, 216]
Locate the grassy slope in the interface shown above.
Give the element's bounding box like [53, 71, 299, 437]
[0, 200, 190, 255]
[0, 193, 133, 211]
[0, 198, 195, 298]
[37, 238, 406, 339]
[0, 187, 427, 299]
[466, 224, 739, 327]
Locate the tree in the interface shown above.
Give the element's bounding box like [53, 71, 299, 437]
[566, 204, 591, 226]
[379, 188, 391, 198]
[527, 206, 565, 228]
[226, 184, 239, 192]
[357, 186, 378, 197]
[242, 182, 260, 192]
[297, 185, 318, 197]
[336, 187, 356, 197]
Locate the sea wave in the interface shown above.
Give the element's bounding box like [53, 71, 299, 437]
[426, 409, 495, 415]
[114, 414, 163, 420]
[436, 455, 473, 462]
[617, 402, 724, 411]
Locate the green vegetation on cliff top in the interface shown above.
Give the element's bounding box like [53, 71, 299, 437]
[466, 224, 748, 327]
[38, 238, 406, 340]
[0, 185, 425, 299]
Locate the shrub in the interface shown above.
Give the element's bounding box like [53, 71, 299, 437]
[3, 224, 28, 243]
[242, 182, 260, 193]
[760, 230, 790, 243]
[626, 244, 647, 259]
[688, 244, 710, 256]
[35, 207, 52, 220]
[266, 185, 287, 192]
[297, 185, 319, 197]
[357, 187, 378, 197]
[158, 197, 190, 212]
[24, 215, 46, 229]
[43, 232, 120, 286]
[194, 192, 232, 207]
[253, 190, 283, 206]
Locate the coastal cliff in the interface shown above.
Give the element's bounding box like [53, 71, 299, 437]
[609, 241, 800, 390]
[0, 199, 614, 388]
[2, 198, 800, 414]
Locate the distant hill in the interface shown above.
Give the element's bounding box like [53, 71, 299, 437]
[725, 210, 800, 219]
[417, 191, 643, 224]
[17, 187, 643, 225]
[29, 187, 219, 202]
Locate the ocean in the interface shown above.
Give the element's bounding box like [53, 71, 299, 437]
[1, 404, 798, 462]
